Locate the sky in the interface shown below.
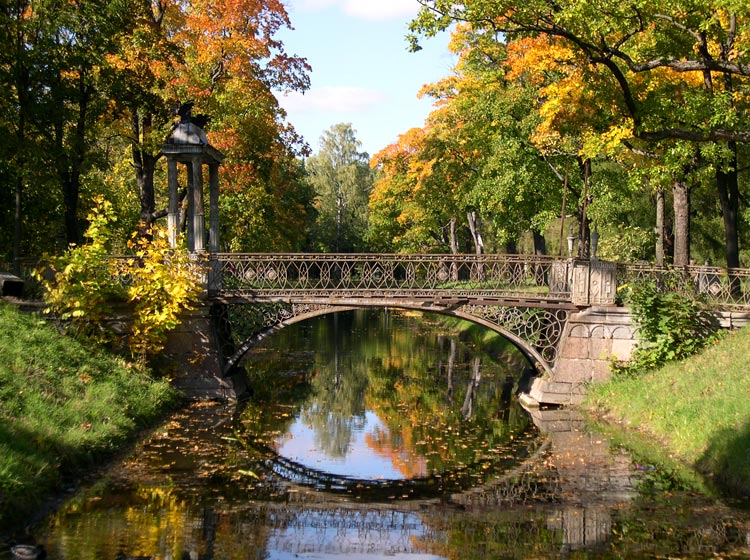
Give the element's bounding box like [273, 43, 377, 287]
[274, 0, 456, 157]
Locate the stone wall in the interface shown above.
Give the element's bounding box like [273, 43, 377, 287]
[525, 306, 750, 406]
[526, 307, 638, 406]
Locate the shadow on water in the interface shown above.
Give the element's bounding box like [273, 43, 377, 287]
[4, 310, 750, 559]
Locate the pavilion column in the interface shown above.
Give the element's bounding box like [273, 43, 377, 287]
[209, 162, 220, 253]
[192, 156, 205, 253]
[186, 161, 195, 252]
[167, 158, 179, 248]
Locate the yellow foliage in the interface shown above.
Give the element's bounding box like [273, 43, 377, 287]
[36, 198, 202, 365]
[126, 227, 203, 363]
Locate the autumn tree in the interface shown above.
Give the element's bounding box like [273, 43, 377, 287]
[369, 127, 445, 252]
[307, 124, 374, 252]
[104, 0, 312, 243]
[411, 0, 750, 267]
[440, 28, 565, 255]
[370, 27, 567, 256]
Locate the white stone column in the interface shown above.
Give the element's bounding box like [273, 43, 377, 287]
[192, 156, 205, 253]
[209, 162, 220, 253]
[167, 158, 179, 248]
[186, 161, 195, 253]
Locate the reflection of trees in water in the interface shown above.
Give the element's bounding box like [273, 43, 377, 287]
[40, 393, 750, 560]
[244, 309, 534, 476]
[302, 312, 369, 457]
[461, 356, 482, 420]
[302, 405, 366, 458]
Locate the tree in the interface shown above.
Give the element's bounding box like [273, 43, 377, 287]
[106, 0, 312, 237]
[307, 124, 374, 252]
[370, 26, 568, 256]
[0, 0, 130, 263]
[410, 0, 750, 267]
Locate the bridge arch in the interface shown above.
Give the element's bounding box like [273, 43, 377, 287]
[219, 301, 562, 377]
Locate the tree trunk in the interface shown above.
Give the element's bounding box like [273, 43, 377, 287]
[533, 230, 547, 256]
[55, 117, 80, 247]
[132, 110, 159, 236]
[12, 3, 30, 271]
[62, 172, 80, 246]
[655, 188, 665, 266]
[14, 109, 24, 272]
[466, 210, 484, 255]
[532, 230, 548, 286]
[63, 75, 90, 245]
[672, 179, 691, 266]
[467, 211, 485, 282]
[577, 159, 591, 258]
[716, 142, 740, 269]
[336, 185, 343, 252]
[14, 176, 22, 273]
[449, 217, 459, 281]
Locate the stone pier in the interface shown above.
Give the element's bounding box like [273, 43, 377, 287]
[163, 303, 249, 401]
[525, 306, 638, 406]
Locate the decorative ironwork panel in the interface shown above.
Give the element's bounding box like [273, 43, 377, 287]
[215, 253, 573, 301]
[217, 300, 567, 375]
[225, 302, 330, 345]
[617, 263, 750, 310]
[460, 305, 569, 366]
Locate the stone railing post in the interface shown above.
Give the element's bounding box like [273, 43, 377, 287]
[571, 260, 618, 306]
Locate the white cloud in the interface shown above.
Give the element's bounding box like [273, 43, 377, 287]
[277, 86, 387, 114]
[288, 0, 420, 21]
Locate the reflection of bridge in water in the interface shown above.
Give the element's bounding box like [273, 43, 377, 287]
[226, 407, 747, 557]
[175, 252, 750, 404]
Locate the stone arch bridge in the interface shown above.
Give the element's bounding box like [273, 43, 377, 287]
[165, 253, 750, 406]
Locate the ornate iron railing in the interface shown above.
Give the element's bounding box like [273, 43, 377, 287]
[213, 253, 574, 302]
[616, 263, 750, 310]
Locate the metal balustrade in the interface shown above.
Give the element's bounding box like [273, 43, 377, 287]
[212, 253, 574, 303]
[616, 263, 750, 310]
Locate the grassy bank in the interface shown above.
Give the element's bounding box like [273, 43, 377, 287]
[586, 326, 750, 497]
[0, 302, 179, 529]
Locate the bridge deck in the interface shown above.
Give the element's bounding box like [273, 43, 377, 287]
[212, 253, 575, 307]
[211, 293, 579, 311]
[208, 253, 750, 311]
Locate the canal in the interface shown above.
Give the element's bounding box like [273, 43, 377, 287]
[6, 309, 750, 558]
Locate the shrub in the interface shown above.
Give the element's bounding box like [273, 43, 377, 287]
[33, 197, 127, 346]
[614, 281, 718, 377]
[124, 227, 203, 362]
[36, 198, 202, 365]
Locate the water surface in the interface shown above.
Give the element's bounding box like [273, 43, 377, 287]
[4, 309, 750, 559]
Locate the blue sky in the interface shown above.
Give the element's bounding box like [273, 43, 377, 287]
[275, 0, 456, 157]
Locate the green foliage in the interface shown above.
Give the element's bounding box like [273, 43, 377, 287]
[597, 225, 655, 262]
[35, 198, 202, 364]
[614, 281, 717, 376]
[307, 123, 374, 252]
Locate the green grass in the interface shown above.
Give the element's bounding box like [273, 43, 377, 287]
[0, 302, 179, 529]
[586, 326, 750, 497]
